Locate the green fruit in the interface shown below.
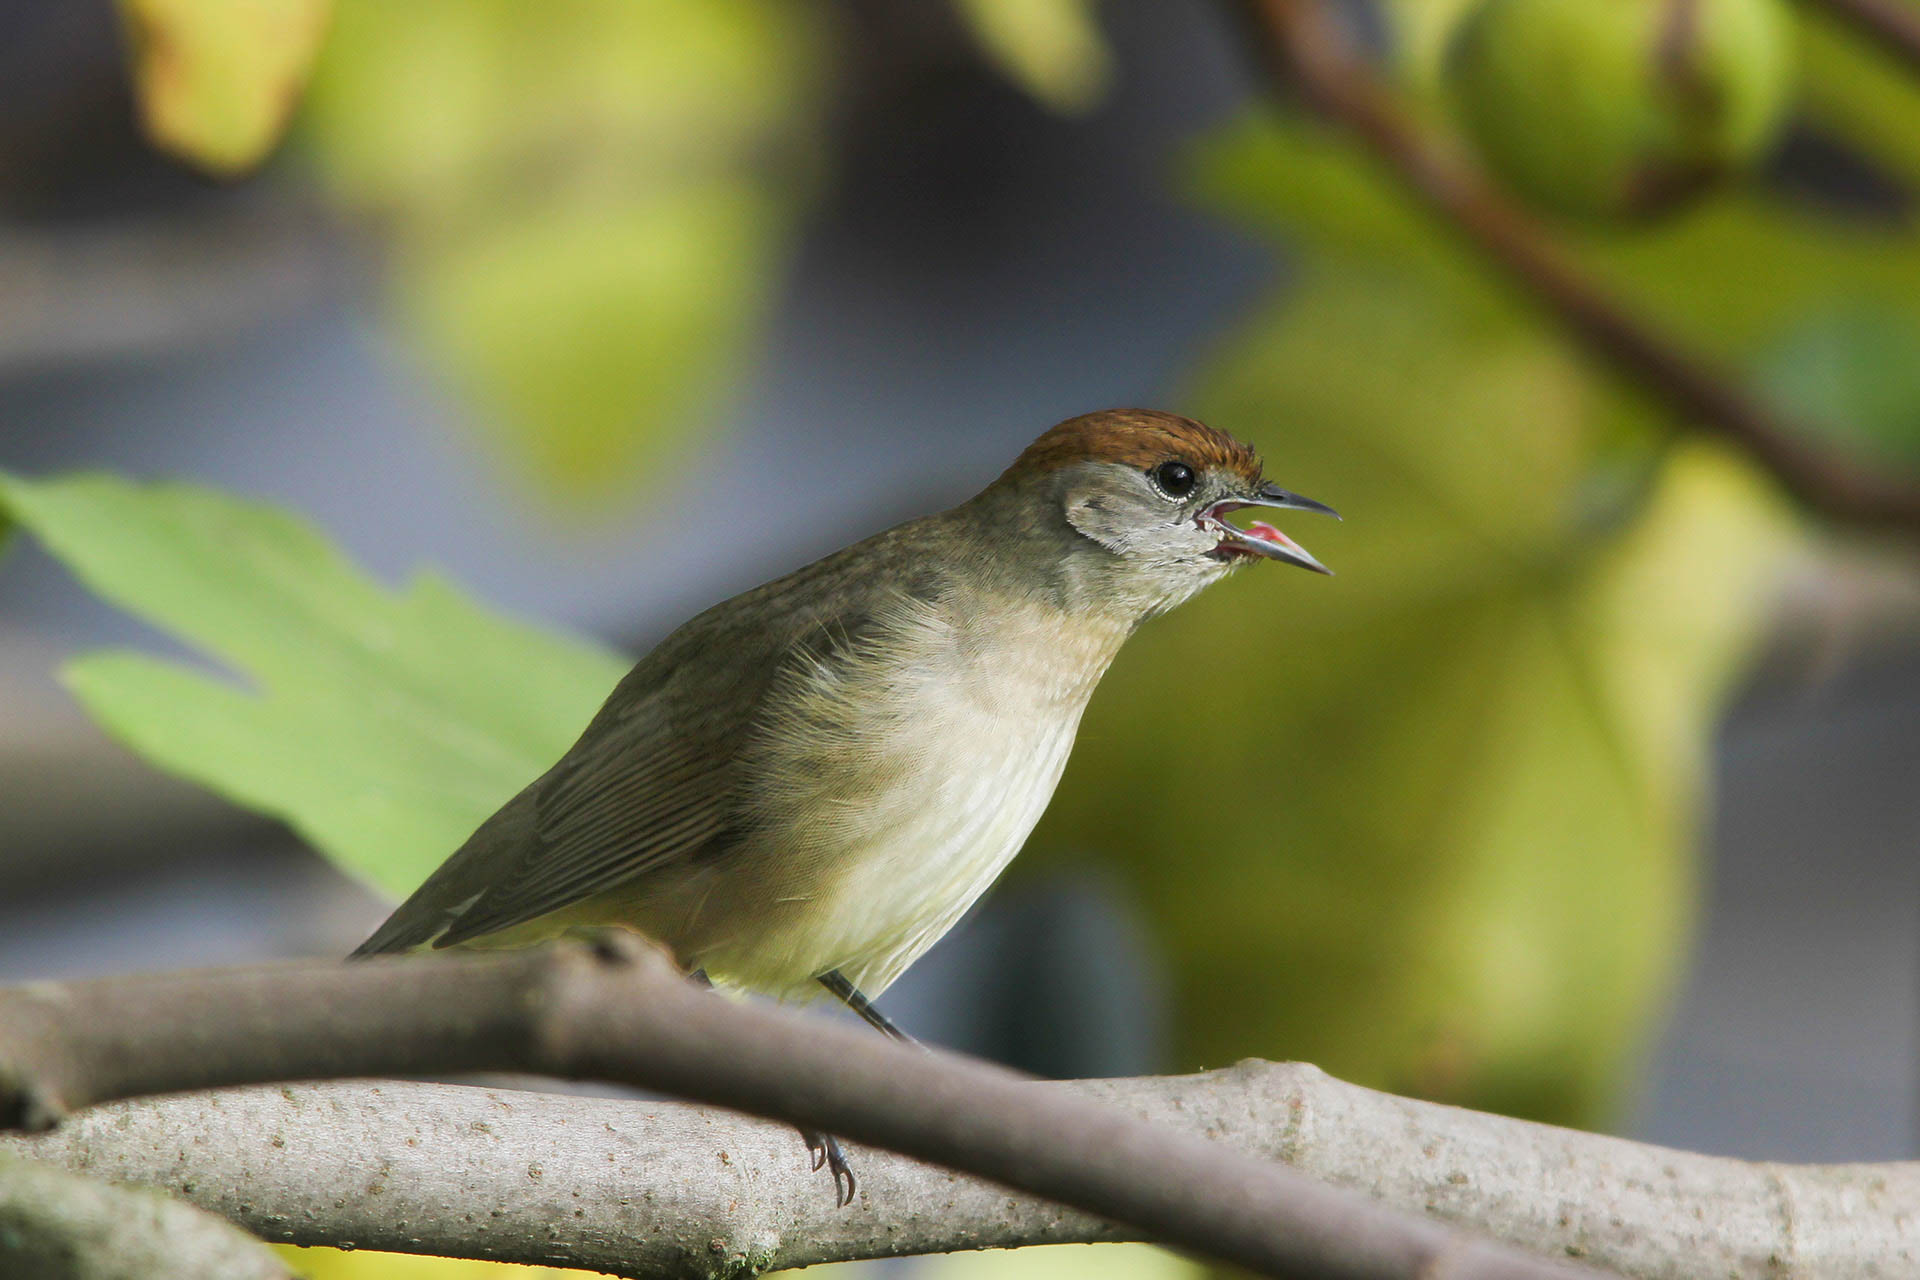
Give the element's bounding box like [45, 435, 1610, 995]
[1446, 0, 1794, 220]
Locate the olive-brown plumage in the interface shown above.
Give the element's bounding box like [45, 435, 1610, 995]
[355, 410, 1334, 1001]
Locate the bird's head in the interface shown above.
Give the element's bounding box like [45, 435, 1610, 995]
[991, 409, 1339, 619]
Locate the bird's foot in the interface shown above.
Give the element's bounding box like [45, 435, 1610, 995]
[801, 1128, 856, 1207]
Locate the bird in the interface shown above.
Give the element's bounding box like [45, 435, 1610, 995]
[352, 408, 1336, 1200]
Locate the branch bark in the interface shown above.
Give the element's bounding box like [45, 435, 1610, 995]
[1235, 0, 1920, 538]
[8, 1069, 1919, 1279]
[0, 1153, 291, 1280]
[0, 939, 1599, 1280]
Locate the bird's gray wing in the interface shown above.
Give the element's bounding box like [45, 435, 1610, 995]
[350, 650, 759, 956]
[351, 518, 942, 960]
[443, 725, 733, 945]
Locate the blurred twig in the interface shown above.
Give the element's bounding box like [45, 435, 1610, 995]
[0, 938, 1599, 1280]
[12, 1070, 1920, 1280]
[1807, 0, 1920, 74]
[1235, 0, 1920, 539]
[0, 199, 343, 373]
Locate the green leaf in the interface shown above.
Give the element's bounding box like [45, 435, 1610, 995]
[953, 0, 1113, 113]
[1029, 269, 1795, 1125]
[400, 184, 781, 493]
[1188, 113, 1497, 302]
[0, 471, 626, 898]
[118, 0, 333, 176]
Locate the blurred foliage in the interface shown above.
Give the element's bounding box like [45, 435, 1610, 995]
[918, 1242, 1200, 1280]
[955, 0, 1114, 113]
[278, 1248, 579, 1280]
[1199, 111, 1920, 459]
[116, 0, 332, 175]
[1762, 303, 1920, 465]
[1386, 0, 1485, 96]
[1798, 0, 1920, 187]
[1442, 0, 1794, 220]
[1020, 110, 1812, 1125]
[296, 0, 824, 508]
[275, 1240, 1199, 1279]
[0, 471, 623, 902]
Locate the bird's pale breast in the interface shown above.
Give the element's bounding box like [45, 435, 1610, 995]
[681, 592, 1125, 999]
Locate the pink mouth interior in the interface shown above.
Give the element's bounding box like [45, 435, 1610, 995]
[1243, 520, 1303, 552]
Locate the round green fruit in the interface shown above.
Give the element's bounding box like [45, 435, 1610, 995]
[1445, 0, 1794, 221]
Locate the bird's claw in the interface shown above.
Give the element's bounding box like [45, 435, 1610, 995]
[800, 1128, 857, 1206]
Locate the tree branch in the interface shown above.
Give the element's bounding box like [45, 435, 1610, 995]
[1235, 0, 1920, 538]
[0, 939, 1598, 1280]
[0, 1153, 291, 1280]
[8, 1069, 1918, 1279]
[1807, 0, 1920, 75]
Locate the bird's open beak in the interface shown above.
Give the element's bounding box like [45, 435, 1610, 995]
[1199, 484, 1340, 575]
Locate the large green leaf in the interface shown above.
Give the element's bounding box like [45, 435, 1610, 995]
[0, 472, 626, 898]
[1028, 267, 1795, 1124]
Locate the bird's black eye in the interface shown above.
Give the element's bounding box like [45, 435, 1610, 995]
[1151, 460, 1196, 499]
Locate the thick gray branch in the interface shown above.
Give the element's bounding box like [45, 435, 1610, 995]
[0, 939, 1596, 1280]
[7, 1066, 1916, 1279]
[0, 1153, 290, 1280]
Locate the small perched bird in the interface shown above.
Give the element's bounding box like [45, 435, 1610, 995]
[354, 408, 1335, 1197]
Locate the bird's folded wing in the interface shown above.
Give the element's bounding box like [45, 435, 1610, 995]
[427, 694, 739, 948]
[352, 548, 906, 958]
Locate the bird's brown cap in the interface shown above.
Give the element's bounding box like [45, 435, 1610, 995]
[1006, 408, 1264, 488]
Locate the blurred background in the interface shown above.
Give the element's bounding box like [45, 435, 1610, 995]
[2, 0, 1919, 1276]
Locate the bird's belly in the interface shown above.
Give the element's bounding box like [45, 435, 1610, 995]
[699, 708, 1081, 1001]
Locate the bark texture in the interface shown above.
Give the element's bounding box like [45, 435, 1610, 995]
[8, 1066, 1918, 1278]
[0, 939, 1596, 1280]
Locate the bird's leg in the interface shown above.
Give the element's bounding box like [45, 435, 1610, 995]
[817, 969, 922, 1047]
[686, 967, 856, 1205]
[800, 968, 932, 1206]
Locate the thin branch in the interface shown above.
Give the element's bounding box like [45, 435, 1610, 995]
[1807, 0, 1920, 75]
[1235, 0, 1920, 538]
[9, 1071, 1920, 1279]
[0, 939, 1601, 1280]
[0, 1153, 291, 1280]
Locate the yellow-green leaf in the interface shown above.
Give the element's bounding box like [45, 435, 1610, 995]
[276, 1246, 584, 1279]
[1030, 269, 1795, 1125]
[118, 0, 332, 176]
[400, 186, 781, 495]
[295, 0, 824, 508]
[954, 0, 1113, 113]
